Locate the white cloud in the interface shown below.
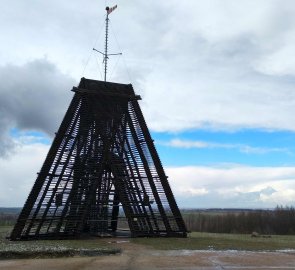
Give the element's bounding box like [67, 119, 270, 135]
[135, 1, 295, 132]
[1, 138, 295, 208]
[164, 139, 211, 149]
[178, 187, 209, 197]
[161, 139, 290, 155]
[167, 165, 295, 208]
[0, 140, 49, 206]
[142, 69, 295, 132]
[255, 39, 295, 76]
[260, 189, 295, 205]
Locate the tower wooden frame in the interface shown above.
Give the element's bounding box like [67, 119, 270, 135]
[10, 78, 187, 240]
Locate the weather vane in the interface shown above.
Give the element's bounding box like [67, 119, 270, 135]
[93, 5, 122, 82]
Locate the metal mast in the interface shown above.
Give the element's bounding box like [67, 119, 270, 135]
[93, 5, 121, 82]
[104, 7, 110, 81]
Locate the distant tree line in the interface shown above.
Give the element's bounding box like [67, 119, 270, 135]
[0, 212, 18, 226]
[183, 206, 295, 235]
[1, 206, 295, 235]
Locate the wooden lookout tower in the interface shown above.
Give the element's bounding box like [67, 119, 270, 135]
[10, 6, 187, 240]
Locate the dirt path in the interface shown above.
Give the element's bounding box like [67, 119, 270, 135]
[1, 239, 295, 270]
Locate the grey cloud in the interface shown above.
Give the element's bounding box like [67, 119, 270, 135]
[0, 117, 15, 157]
[0, 59, 75, 156]
[114, 1, 295, 132]
[1, 1, 295, 133]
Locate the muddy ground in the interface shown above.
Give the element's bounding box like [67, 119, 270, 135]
[1, 239, 295, 270]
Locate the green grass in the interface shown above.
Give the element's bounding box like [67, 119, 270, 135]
[0, 226, 120, 259]
[132, 232, 295, 251]
[2, 225, 295, 259]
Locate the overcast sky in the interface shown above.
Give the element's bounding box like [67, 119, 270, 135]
[1, 0, 295, 208]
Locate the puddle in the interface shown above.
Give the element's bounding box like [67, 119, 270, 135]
[108, 240, 130, 244]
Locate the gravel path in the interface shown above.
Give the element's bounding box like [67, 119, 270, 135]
[1, 240, 295, 270]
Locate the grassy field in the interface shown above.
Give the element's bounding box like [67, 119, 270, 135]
[132, 232, 295, 251]
[1, 226, 295, 259]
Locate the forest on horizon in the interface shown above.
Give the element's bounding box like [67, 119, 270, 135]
[1, 206, 295, 235]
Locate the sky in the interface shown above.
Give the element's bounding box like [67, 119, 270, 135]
[1, 0, 295, 208]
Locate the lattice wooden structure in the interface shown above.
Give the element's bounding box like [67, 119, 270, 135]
[10, 78, 187, 240]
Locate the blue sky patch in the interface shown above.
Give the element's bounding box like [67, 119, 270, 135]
[9, 128, 51, 145]
[152, 129, 295, 167]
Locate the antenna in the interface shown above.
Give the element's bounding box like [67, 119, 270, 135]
[93, 5, 122, 82]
